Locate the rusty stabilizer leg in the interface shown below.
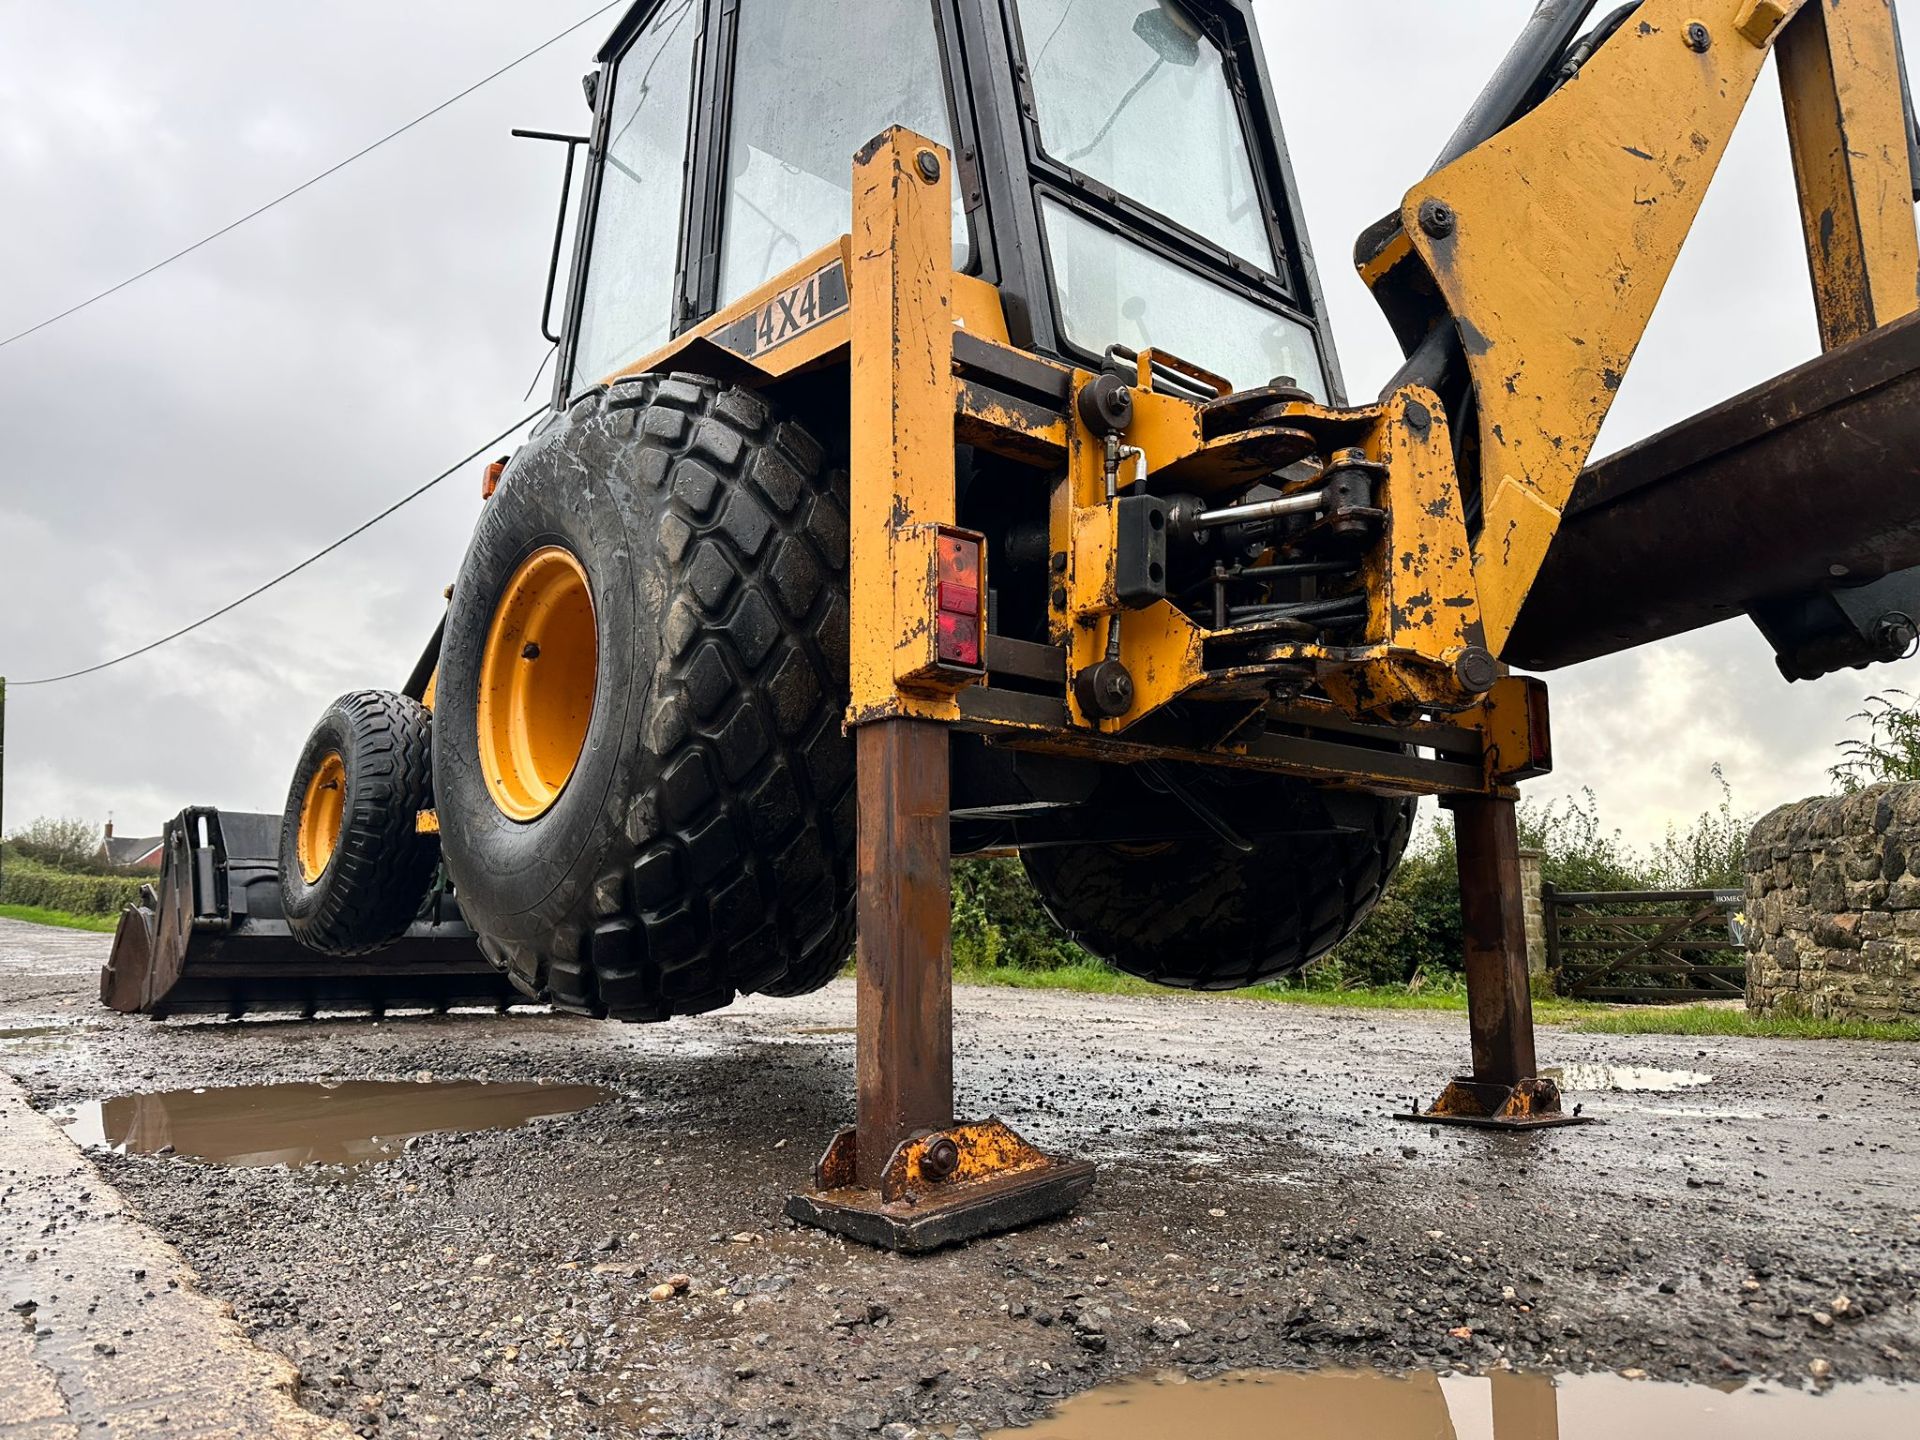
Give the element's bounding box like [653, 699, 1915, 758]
[786, 720, 1095, 1252]
[1400, 794, 1589, 1132]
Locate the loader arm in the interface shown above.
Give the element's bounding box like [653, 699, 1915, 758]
[1361, 0, 1920, 658]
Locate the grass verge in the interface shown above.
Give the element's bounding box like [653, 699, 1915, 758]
[0, 903, 120, 934]
[952, 962, 1602, 1021]
[1568, 1005, 1920, 1043]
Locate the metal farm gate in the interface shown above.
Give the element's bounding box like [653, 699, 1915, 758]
[1543, 886, 1748, 1003]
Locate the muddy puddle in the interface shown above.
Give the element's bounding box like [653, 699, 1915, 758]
[992, 1367, 1918, 1438]
[1541, 1063, 1710, 1093]
[61, 1079, 609, 1168]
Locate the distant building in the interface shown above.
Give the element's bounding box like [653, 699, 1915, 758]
[98, 819, 163, 871]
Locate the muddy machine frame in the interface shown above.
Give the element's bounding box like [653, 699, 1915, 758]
[102, 0, 1920, 1252]
[767, 0, 1920, 1246]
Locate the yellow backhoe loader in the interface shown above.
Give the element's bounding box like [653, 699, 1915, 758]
[107, 0, 1920, 1249]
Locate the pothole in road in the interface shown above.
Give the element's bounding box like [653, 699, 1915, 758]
[994, 1367, 1918, 1438]
[1542, 1063, 1711, 1093]
[58, 1079, 610, 1168]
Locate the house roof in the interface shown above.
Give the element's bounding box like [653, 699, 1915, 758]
[103, 835, 163, 865]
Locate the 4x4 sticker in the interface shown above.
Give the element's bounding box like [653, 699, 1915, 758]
[712, 260, 849, 360]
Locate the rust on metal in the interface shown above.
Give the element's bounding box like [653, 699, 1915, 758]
[850, 720, 957, 1188]
[1409, 1075, 1587, 1131]
[791, 1119, 1097, 1254]
[1451, 792, 1538, 1087]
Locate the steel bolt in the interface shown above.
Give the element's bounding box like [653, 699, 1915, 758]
[1418, 199, 1456, 239]
[1051, 585, 1068, 610]
[1685, 22, 1712, 52]
[522, 642, 541, 661]
[1874, 614, 1918, 660]
[922, 1136, 961, 1181]
[1453, 646, 1499, 694]
[915, 149, 942, 184]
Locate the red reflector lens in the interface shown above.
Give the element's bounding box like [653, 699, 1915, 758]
[937, 532, 980, 589]
[937, 581, 979, 616]
[936, 612, 980, 668]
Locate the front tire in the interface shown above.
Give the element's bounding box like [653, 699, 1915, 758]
[433, 375, 856, 1021]
[278, 690, 440, 956]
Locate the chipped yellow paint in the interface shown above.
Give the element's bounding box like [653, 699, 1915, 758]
[1313, 390, 1491, 718]
[1777, 0, 1920, 350]
[1401, 0, 1810, 653]
[846, 130, 964, 724]
[1478, 676, 1552, 787]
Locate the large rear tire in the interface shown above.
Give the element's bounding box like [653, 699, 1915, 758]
[1019, 772, 1414, 990]
[278, 691, 440, 956]
[433, 375, 855, 1021]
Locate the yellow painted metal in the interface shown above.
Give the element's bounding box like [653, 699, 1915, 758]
[415, 809, 440, 835]
[846, 129, 967, 724]
[1316, 391, 1488, 718]
[1777, 0, 1920, 349]
[952, 274, 1013, 345]
[420, 667, 437, 713]
[878, 1118, 1054, 1204]
[296, 751, 346, 885]
[1478, 676, 1550, 786]
[477, 546, 598, 822]
[1399, 0, 1809, 655]
[1736, 0, 1796, 45]
[1053, 376, 1210, 730]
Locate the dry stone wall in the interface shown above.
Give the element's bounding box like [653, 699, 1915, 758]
[1744, 784, 1920, 1021]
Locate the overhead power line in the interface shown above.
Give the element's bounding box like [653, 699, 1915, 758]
[0, 0, 623, 352]
[9, 409, 543, 687]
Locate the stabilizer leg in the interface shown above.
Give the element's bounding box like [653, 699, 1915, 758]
[1400, 793, 1589, 1131]
[785, 719, 1094, 1252]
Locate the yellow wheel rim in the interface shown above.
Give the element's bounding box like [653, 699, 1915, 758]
[297, 751, 347, 884]
[478, 546, 598, 822]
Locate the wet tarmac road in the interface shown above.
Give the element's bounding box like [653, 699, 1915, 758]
[2, 916, 1917, 1437]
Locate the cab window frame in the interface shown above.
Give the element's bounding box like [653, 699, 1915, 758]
[995, 0, 1338, 398]
[556, 0, 710, 407]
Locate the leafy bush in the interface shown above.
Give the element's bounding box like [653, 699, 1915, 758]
[1831, 690, 1920, 792]
[6, 816, 103, 870]
[0, 853, 146, 917]
[952, 857, 1091, 972]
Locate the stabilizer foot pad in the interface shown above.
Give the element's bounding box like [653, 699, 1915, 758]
[786, 1118, 1096, 1253]
[1393, 1076, 1594, 1132]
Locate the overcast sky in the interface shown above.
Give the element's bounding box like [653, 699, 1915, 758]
[1, 1, 1916, 851]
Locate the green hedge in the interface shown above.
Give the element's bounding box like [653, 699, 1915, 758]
[0, 854, 147, 917]
[952, 857, 1091, 971]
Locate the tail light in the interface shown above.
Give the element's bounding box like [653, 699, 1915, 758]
[934, 527, 984, 671]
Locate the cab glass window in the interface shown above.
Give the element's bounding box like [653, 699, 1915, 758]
[1015, 0, 1274, 271]
[570, 0, 701, 392]
[1041, 197, 1324, 395]
[718, 0, 966, 308]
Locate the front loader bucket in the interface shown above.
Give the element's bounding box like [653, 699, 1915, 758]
[1506, 310, 1920, 677]
[101, 807, 522, 1018]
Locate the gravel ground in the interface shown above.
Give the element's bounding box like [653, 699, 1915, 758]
[2, 916, 1917, 1438]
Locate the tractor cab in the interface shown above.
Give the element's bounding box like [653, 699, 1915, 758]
[556, 0, 1333, 407]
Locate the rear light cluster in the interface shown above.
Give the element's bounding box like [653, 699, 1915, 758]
[935, 527, 984, 670]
